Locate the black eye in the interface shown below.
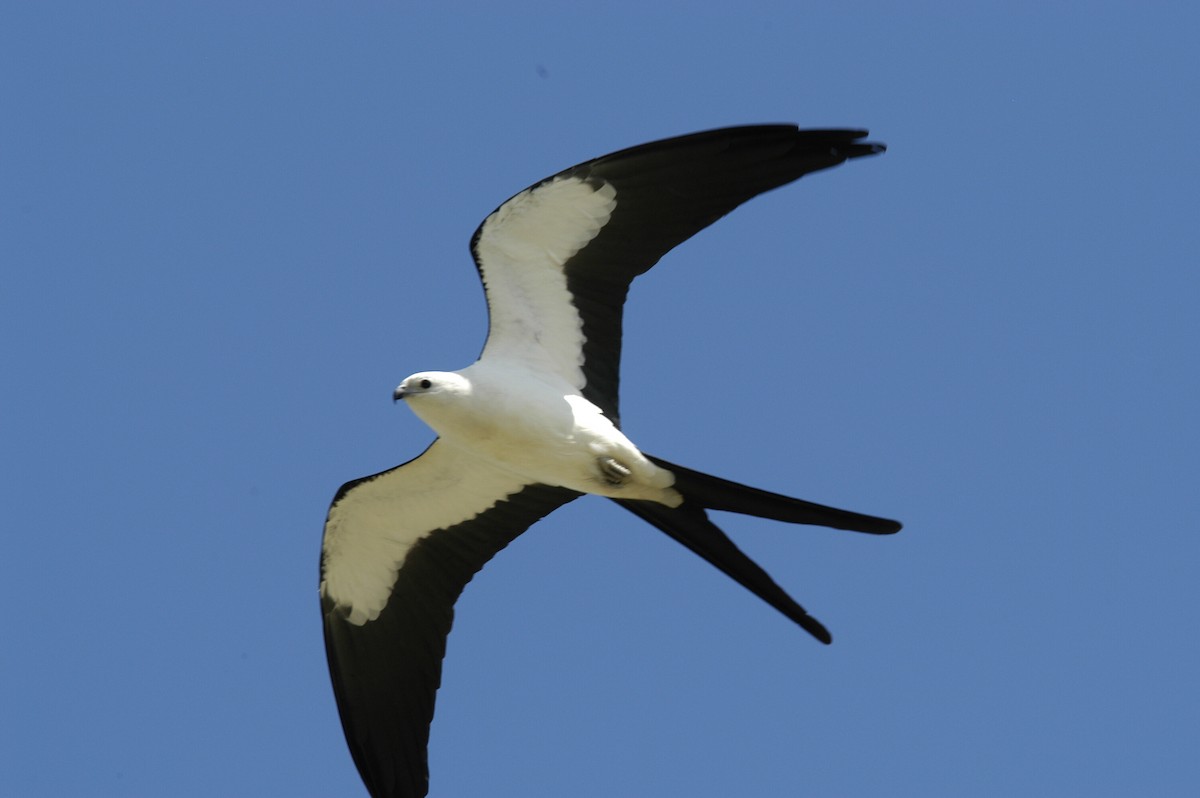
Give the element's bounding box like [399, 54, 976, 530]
[420, 379, 432, 389]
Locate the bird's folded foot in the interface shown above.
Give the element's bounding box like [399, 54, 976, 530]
[598, 456, 632, 486]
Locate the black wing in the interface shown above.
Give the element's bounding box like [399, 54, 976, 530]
[470, 125, 884, 423]
[321, 443, 578, 798]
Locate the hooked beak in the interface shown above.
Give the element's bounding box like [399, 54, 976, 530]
[392, 386, 406, 403]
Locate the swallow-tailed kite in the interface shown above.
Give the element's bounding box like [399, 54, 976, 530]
[320, 125, 900, 798]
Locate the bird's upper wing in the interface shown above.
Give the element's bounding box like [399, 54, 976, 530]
[470, 125, 884, 424]
[321, 440, 578, 798]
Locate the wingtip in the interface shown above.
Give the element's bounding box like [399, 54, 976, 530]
[794, 127, 885, 159]
[842, 140, 886, 160]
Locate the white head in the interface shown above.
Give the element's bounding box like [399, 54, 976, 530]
[392, 370, 479, 439]
[392, 371, 470, 404]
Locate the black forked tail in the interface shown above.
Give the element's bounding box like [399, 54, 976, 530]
[646, 454, 902, 535]
[613, 455, 901, 644]
[615, 497, 834, 643]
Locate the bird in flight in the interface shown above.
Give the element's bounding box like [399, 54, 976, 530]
[320, 125, 900, 798]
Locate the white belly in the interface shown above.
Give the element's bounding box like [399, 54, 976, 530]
[409, 364, 679, 505]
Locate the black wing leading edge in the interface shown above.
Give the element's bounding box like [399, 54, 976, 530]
[554, 126, 883, 423]
[323, 483, 578, 798]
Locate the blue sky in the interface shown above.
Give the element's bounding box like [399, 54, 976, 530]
[4, 2, 1198, 796]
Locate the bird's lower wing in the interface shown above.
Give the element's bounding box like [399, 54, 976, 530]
[321, 441, 578, 798]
